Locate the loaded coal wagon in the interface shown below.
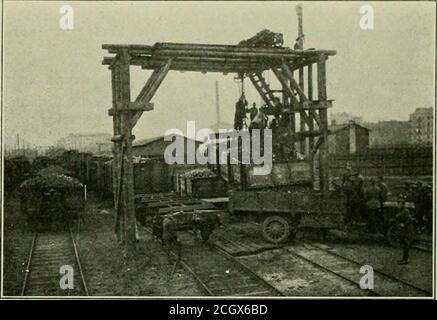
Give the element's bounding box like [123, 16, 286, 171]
[19, 168, 85, 231]
[222, 159, 346, 244]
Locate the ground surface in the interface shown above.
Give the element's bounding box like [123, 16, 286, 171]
[3, 193, 34, 296]
[3, 189, 434, 297]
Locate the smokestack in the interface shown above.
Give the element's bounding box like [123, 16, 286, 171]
[215, 80, 221, 126]
[296, 3, 304, 49]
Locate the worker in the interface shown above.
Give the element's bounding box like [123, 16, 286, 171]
[249, 106, 267, 131]
[377, 176, 389, 216]
[272, 97, 283, 120]
[248, 102, 258, 122]
[162, 215, 181, 263]
[412, 181, 427, 229]
[423, 185, 433, 233]
[233, 95, 248, 131]
[364, 178, 380, 234]
[342, 163, 353, 224]
[294, 35, 305, 50]
[395, 196, 417, 265]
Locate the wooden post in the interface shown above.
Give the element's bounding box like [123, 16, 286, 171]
[299, 67, 305, 154]
[307, 63, 314, 185]
[110, 62, 123, 242]
[287, 71, 296, 134]
[118, 49, 137, 253]
[317, 56, 329, 194]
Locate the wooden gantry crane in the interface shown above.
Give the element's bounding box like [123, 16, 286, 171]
[102, 28, 336, 253]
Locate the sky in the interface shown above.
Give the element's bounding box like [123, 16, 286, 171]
[2, 1, 436, 147]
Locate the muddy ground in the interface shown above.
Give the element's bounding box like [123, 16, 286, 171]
[2, 190, 433, 297]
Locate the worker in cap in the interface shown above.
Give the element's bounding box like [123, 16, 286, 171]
[395, 195, 417, 265]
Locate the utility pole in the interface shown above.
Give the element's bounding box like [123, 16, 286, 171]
[296, 4, 304, 50]
[215, 80, 221, 126]
[296, 3, 306, 155]
[16, 134, 20, 156]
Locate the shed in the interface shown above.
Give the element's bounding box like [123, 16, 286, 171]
[328, 121, 370, 155]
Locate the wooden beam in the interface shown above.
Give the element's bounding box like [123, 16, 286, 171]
[118, 49, 136, 253]
[131, 58, 172, 127]
[317, 55, 329, 194]
[281, 62, 322, 127]
[110, 62, 122, 241]
[307, 63, 315, 183]
[108, 102, 154, 116]
[271, 67, 312, 127]
[299, 66, 305, 154]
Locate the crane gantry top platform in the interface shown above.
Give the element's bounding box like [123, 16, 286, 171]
[102, 42, 336, 73]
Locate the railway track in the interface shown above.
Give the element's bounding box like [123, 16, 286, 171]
[412, 239, 432, 253]
[287, 241, 432, 297]
[21, 229, 88, 297]
[144, 227, 283, 297]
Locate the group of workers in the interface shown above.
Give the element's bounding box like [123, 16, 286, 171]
[234, 95, 289, 131]
[342, 163, 432, 264]
[234, 95, 304, 161]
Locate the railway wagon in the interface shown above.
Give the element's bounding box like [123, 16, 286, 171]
[177, 168, 228, 198]
[134, 157, 171, 194]
[227, 161, 346, 243]
[19, 172, 85, 231]
[4, 156, 32, 193]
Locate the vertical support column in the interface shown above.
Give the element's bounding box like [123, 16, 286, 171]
[299, 67, 305, 154]
[286, 69, 296, 134]
[110, 62, 123, 242]
[317, 56, 329, 194]
[307, 63, 315, 185]
[119, 49, 136, 253]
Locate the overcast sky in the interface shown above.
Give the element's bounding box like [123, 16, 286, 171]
[3, 1, 436, 147]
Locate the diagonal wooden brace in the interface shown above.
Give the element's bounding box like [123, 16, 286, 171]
[271, 68, 312, 127]
[277, 63, 323, 128]
[131, 58, 173, 127]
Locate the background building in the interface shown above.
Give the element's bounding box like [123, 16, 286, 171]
[330, 112, 363, 125]
[409, 107, 433, 145]
[364, 121, 411, 147]
[328, 121, 369, 155]
[56, 133, 112, 153]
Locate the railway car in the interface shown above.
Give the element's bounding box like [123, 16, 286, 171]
[19, 171, 85, 231]
[4, 156, 32, 193]
[224, 160, 346, 243]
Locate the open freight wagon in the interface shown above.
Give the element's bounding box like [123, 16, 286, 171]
[224, 160, 345, 243]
